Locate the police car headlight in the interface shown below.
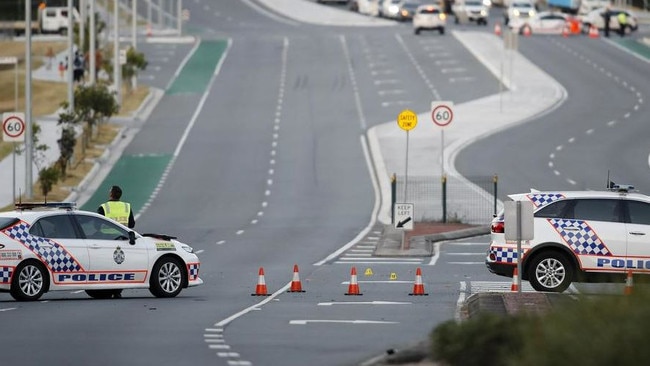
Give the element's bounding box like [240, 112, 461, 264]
[181, 245, 194, 254]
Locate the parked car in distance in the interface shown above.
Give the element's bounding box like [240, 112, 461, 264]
[380, 0, 402, 18]
[395, 0, 423, 20]
[504, 0, 536, 26]
[508, 11, 568, 34]
[358, 0, 382, 16]
[413, 4, 446, 34]
[452, 0, 489, 25]
[581, 7, 638, 33]
[578, 0, 610, 15]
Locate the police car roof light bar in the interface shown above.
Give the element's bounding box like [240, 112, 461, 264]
[15, 202, 77, 211]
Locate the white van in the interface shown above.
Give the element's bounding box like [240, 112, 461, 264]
[40, 6, 80, 35]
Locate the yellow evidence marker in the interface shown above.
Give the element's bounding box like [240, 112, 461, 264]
[364, 268, 373, 276]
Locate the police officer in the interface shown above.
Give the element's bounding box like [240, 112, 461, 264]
[617, 11, 627, 37]
[98, 185, 135, 228]
[602, 6, 612, 37]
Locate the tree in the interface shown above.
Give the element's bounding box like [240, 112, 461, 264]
[38, 166, 60, 200]
[59, 83, 119, 148]
[56, 126, 77, 179]
[122, 47, 148, 93]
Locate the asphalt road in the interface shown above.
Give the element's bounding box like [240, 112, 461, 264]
[2, 1, 648, 366]
[456, 26, 650, 197]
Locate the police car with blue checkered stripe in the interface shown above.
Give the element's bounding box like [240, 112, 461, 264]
[0, 202, 202, 301]
[486, 184, 650, 292]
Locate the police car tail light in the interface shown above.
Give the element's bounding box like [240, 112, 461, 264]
[491, 221, 505, 234]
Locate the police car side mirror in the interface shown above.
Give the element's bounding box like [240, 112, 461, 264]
[129, 231, 136, 245]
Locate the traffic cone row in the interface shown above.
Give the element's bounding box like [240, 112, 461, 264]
[511, 267, 520, 292]
[252, 266, 432, 296]
[589, 25, 599, 38]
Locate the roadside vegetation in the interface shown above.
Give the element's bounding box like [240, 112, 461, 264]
[0, 5, 149, 210]
[430, 288, 650, 366]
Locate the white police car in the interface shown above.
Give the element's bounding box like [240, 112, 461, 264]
[0, 202, 202, 301]
[486, 184, 650, 292]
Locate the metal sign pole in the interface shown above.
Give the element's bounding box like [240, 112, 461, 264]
[404, 130, 409, 203]
[516, 201, 522, 293]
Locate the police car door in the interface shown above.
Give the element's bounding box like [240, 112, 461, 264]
[74, 214, 149, 285]
[623, 200, 650, 272]
[28, 214, 90, 286]
[563, 198, 627, 272]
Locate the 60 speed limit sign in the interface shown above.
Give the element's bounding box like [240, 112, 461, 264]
[431, 101, 454, 127]
[2, 113, 26, 142]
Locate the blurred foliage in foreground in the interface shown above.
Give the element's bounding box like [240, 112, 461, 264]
[431, 288, 650, 366]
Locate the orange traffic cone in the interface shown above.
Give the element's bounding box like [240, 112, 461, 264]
[522, 25, 531, 37]
[624, 270, 634, 295]
[288, 264, 305, 293]
[252, 267, 270, 296]
[589, 25, 599, 38]
[494, 22, 502, 36]
[345, 267, 362, 296]
[511, 267, 520, 292]
[409, 267, 429, 296]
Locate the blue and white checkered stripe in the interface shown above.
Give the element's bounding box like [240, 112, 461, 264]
[0, 266, 12, 284]
[2, 222, 83, 272]
[549, 219, 611, 256]
[187, 263, 200, 281]
[491, 247, 527, 263]
[527, 193, 565, 208]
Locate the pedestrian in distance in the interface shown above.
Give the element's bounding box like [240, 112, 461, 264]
[602, 6, 612, 37]
[98, 185, 135, 228]
[617, 11, 627, 37]
[58, 61, 65, 79]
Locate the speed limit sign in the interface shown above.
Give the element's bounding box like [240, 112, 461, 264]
[2, 113, 25, 142]
[431, 101, 454, 127]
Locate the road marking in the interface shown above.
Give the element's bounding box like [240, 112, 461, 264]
[290, 320, 399, 325]
[0, 308, 17, 312]
[318, 301, 411, 306]
[341, 280, 412, 284]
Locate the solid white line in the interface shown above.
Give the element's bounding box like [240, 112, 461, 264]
[0, 308, 17, 312]
[290, 320, 399, 325]
[337, 257, 421, 261]
[335, 261, 422, 265]
[341, 280, 412, 284]
[164, 41, 200, 91]
[318, 301, 411, 306]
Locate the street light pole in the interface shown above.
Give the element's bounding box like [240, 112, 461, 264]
[67, 0, 74, 112]
[90, 0, 95, 85]
[25, 0, 33, 199]
[114, 0, 121, 106]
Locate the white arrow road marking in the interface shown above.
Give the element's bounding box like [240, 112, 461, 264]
[318, 301, 412, 306]
[290, 320, 399, 325]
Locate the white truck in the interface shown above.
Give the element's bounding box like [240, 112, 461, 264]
[0, 1, 79, 36]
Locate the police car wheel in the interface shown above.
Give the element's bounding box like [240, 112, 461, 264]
[86, 290, 117, 299]
[149, 257, 184, 298]
[528, 252, 573, 293]
[11, 261, 48, 301]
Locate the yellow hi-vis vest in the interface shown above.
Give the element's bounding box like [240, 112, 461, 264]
[101, 201, 131, 226]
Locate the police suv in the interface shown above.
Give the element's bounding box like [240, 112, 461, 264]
[486, 185, 650, 292]
[0, 202, 202, 301]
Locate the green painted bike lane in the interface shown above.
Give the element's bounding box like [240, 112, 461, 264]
[81, 40, 228, 213]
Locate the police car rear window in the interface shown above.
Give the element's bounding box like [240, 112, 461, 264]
[0, 217, 19, 230]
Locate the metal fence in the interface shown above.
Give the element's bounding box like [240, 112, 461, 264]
[393, 174, 501, 225]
